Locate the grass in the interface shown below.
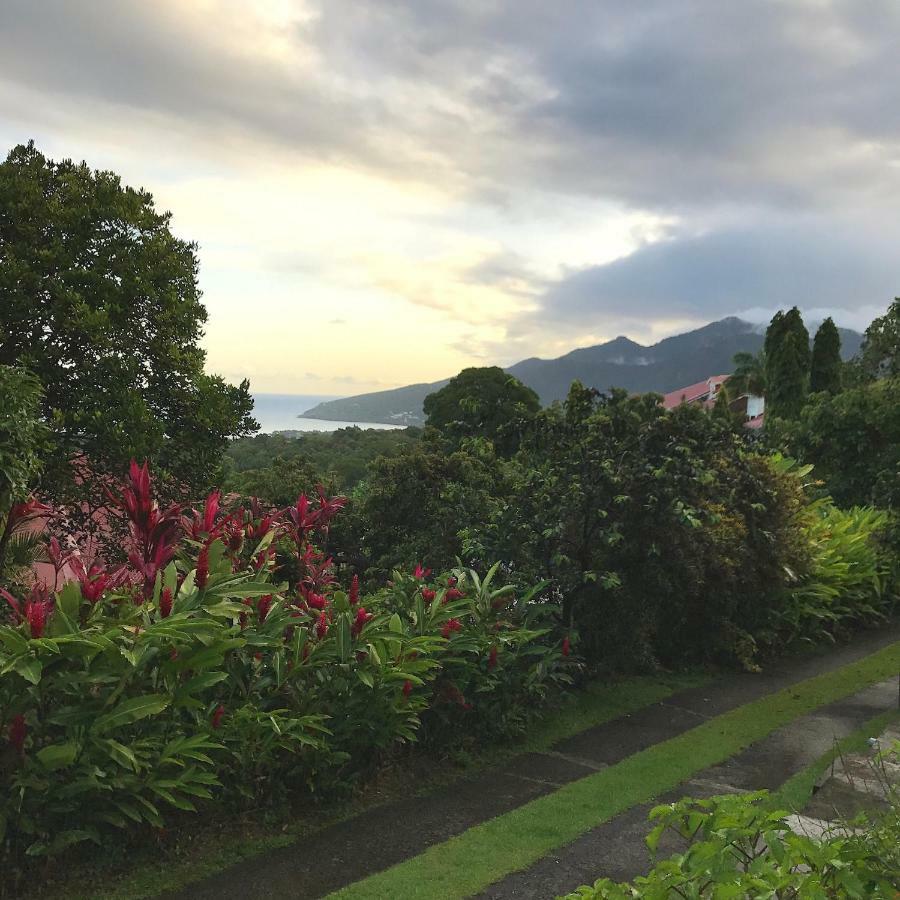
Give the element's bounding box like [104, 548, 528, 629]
[329, 640, 900, 900]
[774, 707, 900, 812]
[27, 672, 702, 900]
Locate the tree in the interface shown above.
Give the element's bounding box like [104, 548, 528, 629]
[859, 298, 900, 380]
[0, 141, 257, 500]
[784, 377, 900, 510]
[767, 331, 808, 420]
[810, 317, 842, 394]
[764, 308, 809, 419]
[727, 350, 766, 397]
[0, 366, 49, 576]
[423, 367, 540, 454]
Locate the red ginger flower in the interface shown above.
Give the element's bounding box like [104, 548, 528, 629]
[316, 611, 328, 639]
[402, 680, 413, 698]
[349, 574, 360, 606]
[441, 618, 462, 639]
[422, 588, 436, 603]
[351, 606, 373, 637]
[8, 714, 26, 756]
[196, 543, 210, 589]
[413, 563, 431, 580]
[447, 575, 457, 587]
[488, 645, 499, 670]
[257, 594, 273, 622]
[445, 588, 464, 602]
[71, 557, 127, 605]
[211, 705, 225, 730]
[562, 636, 570, 658]
[159, 587, 173, 619]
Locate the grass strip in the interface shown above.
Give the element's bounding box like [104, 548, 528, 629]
[775, 707, 900, 812]
[330, 641, 900, 900]
[38, 674, 701, 900]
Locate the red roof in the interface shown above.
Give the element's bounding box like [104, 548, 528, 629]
[661, 375, 730, 410]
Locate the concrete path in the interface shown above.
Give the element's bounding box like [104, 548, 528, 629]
[163, 625, 900, 900]
[476, 677, 898, 899]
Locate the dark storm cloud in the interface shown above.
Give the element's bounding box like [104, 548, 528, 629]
[530, 223, 900, 330]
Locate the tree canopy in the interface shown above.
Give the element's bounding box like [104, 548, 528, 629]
[0, 142, 257, 497]
[859, 298, 900, 380]
[423, 366, 540, 453]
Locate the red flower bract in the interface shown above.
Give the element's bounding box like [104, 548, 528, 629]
[421, 588, 436, 603]
[257, 594, 273, 622]
[445, 588, 464, 602]
[159, 587, 173, 619]
[402, 680, 413, 698]
[211, 705, 225, 730]
[441, 618, 462, 639]
[413, 563, 431, 580]
[196, 543, 210, 590]
[351, 606, 373, 637]
[8, 714, 26, 756]
[316, 611, 328, 639]
[349, 574, 360, 605]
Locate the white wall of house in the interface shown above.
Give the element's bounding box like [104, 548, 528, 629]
[746, 395, 765, 418]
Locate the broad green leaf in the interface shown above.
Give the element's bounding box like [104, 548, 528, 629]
[91, 694, 171, 734]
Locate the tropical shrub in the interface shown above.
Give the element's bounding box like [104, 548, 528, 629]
[563, 791, 900, 899]
[779, 500, 895, 645]
[0, 462, 568, 879]
[472, 385, 813, 670]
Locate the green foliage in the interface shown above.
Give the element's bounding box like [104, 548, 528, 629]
[765, 308, 810, 420]
[0, 141, 257, 502]
[780, 501, 895, 644]
[562, 791, 900, 899]
[727, 349, 766, 397]
[859, 297, 900, 380]
[810, 317, 842, 394]
[423, 367, 540, 454]
[777, 377, 900, 510]
[347, 439, 507, 578]
[0, 465, 567, 883]
[471, 384, 810, 669]
[0, 366, 46, 512]
[224, 427, 420, 496]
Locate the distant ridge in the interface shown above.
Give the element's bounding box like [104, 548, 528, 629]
[301, 317, 863, 425]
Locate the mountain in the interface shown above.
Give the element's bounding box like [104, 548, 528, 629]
[301, 317, 864, 425]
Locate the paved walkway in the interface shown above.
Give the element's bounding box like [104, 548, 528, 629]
[164, 625, 900, 900]
[476, 677, 898, 898]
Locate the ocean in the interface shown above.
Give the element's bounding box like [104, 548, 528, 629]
[251, 393, 403, 434]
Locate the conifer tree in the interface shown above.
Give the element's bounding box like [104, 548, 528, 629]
[767, 330, 808, 419]
[810, 317, 842, 394]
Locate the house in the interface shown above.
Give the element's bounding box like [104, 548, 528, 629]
[661, 375, 765, 428]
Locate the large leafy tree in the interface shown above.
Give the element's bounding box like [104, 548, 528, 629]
[810, 317, 842, 394]
[859, 298, 900, 380]
[423, 367, 540, 454]
[0, 142, 257, 499]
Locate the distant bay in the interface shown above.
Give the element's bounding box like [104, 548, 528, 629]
[251, 393, 404, 434]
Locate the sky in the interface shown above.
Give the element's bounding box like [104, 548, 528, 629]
[2, 1, 899, 395]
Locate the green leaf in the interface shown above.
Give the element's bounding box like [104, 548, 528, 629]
[36, 741, 79, 771]
[91, 694, 171, 734]
[13, 654, 42, 685]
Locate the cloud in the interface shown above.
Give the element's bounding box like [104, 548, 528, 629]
[523, 220, 900, 341]
[2, 1, 900, 386]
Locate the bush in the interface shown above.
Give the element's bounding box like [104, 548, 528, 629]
[563, 791, 900, 898]
[0, 463, 570, 882]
